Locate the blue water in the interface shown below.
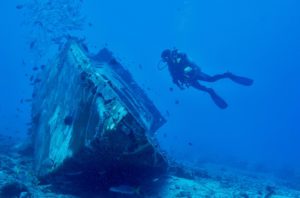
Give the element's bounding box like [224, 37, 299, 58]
[1, 0, 300, 186]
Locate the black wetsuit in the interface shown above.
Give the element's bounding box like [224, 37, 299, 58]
[162, 49, 253, 109]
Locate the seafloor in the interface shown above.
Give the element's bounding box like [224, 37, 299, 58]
[0, 135, 299, 198]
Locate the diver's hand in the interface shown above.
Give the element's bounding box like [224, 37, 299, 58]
[177, 83, 185, 90]
[178, 85, 185, 90]
[173, 79, 185, 90]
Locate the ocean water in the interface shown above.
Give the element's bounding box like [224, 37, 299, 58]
[0, 0, 300, 197]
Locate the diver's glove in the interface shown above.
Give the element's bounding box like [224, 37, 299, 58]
[173, 79, 185, 90]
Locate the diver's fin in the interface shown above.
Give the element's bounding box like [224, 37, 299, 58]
[228, 73, 253, 86]
[209, 91, 228, 109]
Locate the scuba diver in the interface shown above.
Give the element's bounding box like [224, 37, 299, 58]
[160, 49, 253, 109]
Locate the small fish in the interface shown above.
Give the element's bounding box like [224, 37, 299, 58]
[109, 185, 140, 195]
[16, 4, 24, 9]
[32, 66, 39, 71]
[29, 40, 36, 49]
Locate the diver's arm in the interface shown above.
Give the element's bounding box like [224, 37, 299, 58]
[169, 68, 185, 89]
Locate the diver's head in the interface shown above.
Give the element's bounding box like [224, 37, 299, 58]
[161, 49, 171, 62]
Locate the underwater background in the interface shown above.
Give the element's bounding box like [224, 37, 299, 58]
[0, 0, 300, 195]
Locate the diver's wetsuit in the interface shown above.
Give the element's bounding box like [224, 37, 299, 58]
[161, 49, 253, 109]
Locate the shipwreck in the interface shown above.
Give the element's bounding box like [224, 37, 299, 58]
[30, 39, 168, 190]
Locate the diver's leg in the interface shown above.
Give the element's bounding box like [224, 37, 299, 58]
[197, 73, 229, 82]
[226, 72, 254, 86]
[198, 72, 253, 86]
[190, 81, 228, 109]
